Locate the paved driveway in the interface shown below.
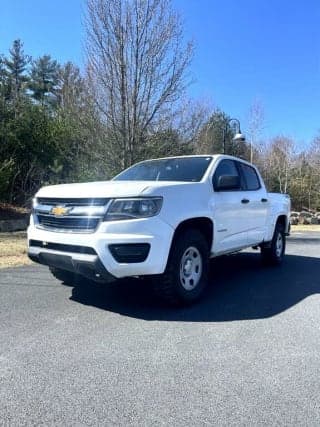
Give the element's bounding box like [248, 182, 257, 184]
[0, 232, 319, 425]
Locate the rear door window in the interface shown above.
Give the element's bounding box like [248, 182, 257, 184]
[238, 163, 261, 190]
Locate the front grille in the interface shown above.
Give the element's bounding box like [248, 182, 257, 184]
[34, 197, 109, 233]
[37, 197, 109, 207]
[29, 240, 97, 255]
[37, 215, 100, 232]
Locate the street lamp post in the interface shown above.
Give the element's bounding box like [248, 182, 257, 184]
[223, 118, 246, 155]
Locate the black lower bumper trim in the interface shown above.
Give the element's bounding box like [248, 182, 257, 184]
[29, 240, 97, 255]
[28, 251, 116, 283]
[108, 243, 150, 263]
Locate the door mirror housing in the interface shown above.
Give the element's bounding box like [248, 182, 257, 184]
[214, 175, 240, 191]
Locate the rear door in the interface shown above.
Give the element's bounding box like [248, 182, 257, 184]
[210, 159, 249, 253]
[237, 161, 269, 245]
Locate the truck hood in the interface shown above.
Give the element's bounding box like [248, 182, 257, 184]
[36, 180, 192, 199]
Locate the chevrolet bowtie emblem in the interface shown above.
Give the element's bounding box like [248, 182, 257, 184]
[51, 206, 69, 216]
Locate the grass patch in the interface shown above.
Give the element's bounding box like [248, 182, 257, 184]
[0, 232, 31, 269]
[291, 224, 320, 232]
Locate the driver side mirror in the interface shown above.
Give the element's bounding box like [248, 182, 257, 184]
[214, 175, 240, 191]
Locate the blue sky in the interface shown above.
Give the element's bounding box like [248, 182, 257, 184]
[1, 0, 319, 147]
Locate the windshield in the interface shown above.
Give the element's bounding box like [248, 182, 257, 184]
[114, 156, 213, 182]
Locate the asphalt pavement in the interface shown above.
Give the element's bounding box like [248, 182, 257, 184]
[0, 231, 320, 426]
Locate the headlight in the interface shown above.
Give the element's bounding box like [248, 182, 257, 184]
[31, 197, 38, 213]
[103, 197, 163, 221]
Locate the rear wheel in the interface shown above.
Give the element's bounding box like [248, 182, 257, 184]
[49, 267, 83, 286]
[261, 223, 286, 265]
[153, 229, 209, 305]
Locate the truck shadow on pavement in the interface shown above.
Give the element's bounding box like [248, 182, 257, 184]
[70, 252, 320, 322]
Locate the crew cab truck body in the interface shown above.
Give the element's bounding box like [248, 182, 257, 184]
[28, 155, 290, 304]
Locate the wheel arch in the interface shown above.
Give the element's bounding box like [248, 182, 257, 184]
[265, 213, 290, 243]
[276, 214, 289, 234]
[164, 217, 214, 271]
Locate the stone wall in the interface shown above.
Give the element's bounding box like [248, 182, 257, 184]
[0, 218, 29, 232]
[290, 211, 320, 225]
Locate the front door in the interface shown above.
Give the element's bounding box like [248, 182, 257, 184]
[210, 159, 249, 254]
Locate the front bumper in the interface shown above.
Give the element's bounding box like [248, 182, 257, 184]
[28, 247, 116, 283]
[27, 215, 174, 280]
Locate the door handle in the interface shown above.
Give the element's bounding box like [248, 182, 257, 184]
[241, 199, 250, 204]
[261, 198, 268, 203]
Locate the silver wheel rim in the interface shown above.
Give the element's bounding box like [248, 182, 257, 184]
[179, 246, 203, 291]
[275, 233, 283, 258]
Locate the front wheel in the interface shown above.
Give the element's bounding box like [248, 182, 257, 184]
[153, 229, 209, 305]
[261, 223, 286, 265]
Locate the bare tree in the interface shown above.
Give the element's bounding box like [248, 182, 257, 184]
[264, 136, 295, 194]
[56, 62, 85, 111]
[166, 97, 211, 145]
[247, 99, 264, 163]
[306, 135, 320, 210]
[85, 0, 193, 169]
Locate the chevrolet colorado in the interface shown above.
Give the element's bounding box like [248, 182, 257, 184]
[28, 155, 290, 304]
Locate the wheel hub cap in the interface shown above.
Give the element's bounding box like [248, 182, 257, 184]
[180, 246, 203, 291]
[276, 234, 283, 257]
[183, 258, 193, 275]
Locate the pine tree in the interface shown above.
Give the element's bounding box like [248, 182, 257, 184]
[0, 55, 7, 102]
[197, 109, 249, 158]
[56, 62, 84, 110]
[29, 55, 59, 107]
[4, 39, 30, 104]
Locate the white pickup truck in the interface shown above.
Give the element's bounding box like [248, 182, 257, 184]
[28, 155, 290, 304]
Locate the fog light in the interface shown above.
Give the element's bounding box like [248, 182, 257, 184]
[108, 243, 150, 263]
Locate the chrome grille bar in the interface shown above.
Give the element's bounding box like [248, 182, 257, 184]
[37, 197, 109, 206]
[34, 198, 110, 233]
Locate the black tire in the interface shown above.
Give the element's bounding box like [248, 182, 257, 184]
[153, 229, 209, 305]
[261, 223, 286, 266]
[49, 267, 83, 286]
